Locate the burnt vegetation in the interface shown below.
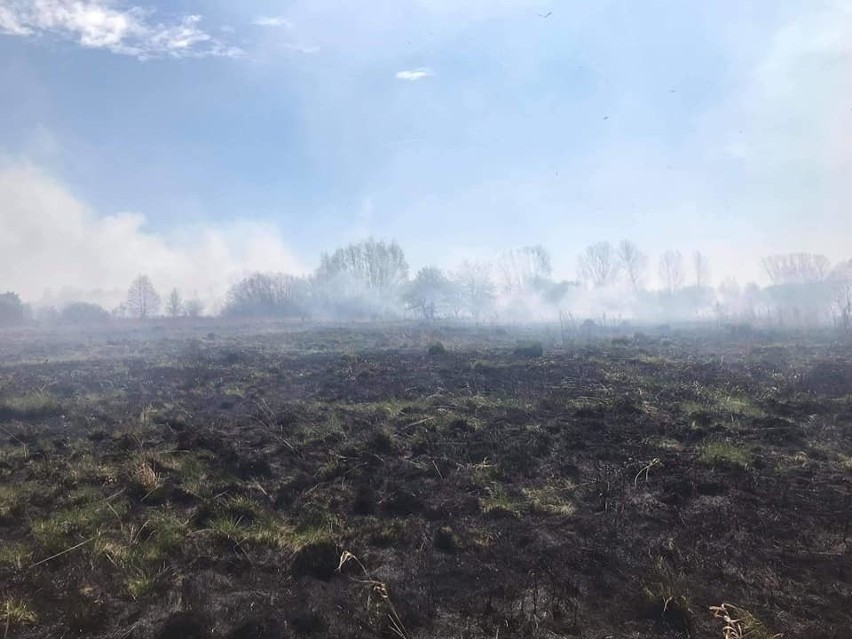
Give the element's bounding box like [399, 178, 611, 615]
[0, 322, 850, 638]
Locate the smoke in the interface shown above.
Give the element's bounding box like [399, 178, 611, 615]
[0, 162, 302, 313]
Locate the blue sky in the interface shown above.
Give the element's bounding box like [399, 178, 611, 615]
[1, 0, 850, 305]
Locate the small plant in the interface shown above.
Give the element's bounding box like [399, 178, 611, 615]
[710, 603, 781, 639]
[2, 598, 37, 627]
[125, 569, 157, 599]
[699, 441, 752, 469]
[0, 543, 31, 571]
[338, 551, 411, 639]
[208, 515, 245, 542]
[523, 483, 576, 516]
[130, 461, 161, 497]
[0, 484, 26, 521]
[480, 486, 523, 518]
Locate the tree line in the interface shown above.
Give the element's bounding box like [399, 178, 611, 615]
[1, 239, 850, 330]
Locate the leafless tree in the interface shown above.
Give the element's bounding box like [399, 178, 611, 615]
[693, 251, 711, 288]
[763, 253, 832, 285]
[403, 267, 457, 320]
[165, 288, 183, 318]
[224, 273, 303, 317]
[658, 250, 684, 293]
[317, 238, 408, 291]
[616, 240, 647, 291]
[184, 299, 204, 318]
[497, 245, 552, 292]
[578, 241, 621, 288]
[834, 282, 852, 333]
[126, 275, 160, 319]
[831, 259, 852, 282]
[453, 260, 495, 319]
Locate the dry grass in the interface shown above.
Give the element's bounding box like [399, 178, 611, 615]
[338, 551, 410, 639]
[131, 461, 161, 497]
[2, 598, 37, 630]
[710, 603, 781, 639]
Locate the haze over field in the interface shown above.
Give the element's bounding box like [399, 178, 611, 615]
[1, 0, 851, 310]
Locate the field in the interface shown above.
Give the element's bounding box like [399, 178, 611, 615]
[0, 322, 851, 638]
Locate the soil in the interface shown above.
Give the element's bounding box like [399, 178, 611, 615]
[0, 321, 850, 638]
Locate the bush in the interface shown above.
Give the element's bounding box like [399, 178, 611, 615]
[427, 342, 447, 357]
[59, 302, 110, 325]
[0, 292, 26, 327]
[514, 341, 544, 358]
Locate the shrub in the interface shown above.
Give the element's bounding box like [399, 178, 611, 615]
[427, 342, 447, 356]
[0, 292, 27, 327]
[514, 341, 544, 358]
[60, 302, 111, 325]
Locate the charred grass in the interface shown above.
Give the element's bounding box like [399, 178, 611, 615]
[0, 324, 850, 637]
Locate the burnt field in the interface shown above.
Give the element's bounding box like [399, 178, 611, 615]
[0, 323, 851, 638]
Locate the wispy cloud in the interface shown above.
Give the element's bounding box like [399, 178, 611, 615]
[282, 42, 320, 54]
[395, 67, 434, 81]
[253, 16, 293, 28]
[0, 0, 241, 59]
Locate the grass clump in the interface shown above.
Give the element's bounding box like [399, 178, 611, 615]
[0, 392, 60, 420]
[0, 543, 32, 571]
[710, 603, 780, 639]
[718, 395, 765, 419]
[523, 482, 576, 516]
[136, 512, 188, 562]
[2, 599, 37, 626]
[699, 441, 752, 469]
[0, 484, 28, 521]
[514, 341, 544, 358]
[480, 486, 523, 518]
[31, 499, 129, 553]
[124, 570, 157, 599]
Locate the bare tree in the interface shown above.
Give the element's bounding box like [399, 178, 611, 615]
[693, 251, 711, 288]
[834, 282, 852, 333]
[403, 267, 457, 320]
[224, 273, 304, 317]
[763, 253, 832, 285]
[831, 259, 852, 282]
[497, 245, 552, 292]
[578, 241, 621, 288]
[126, 275, 161, 319]
[616, 240, 647, 291]
[166, 288, 183, 318]
[658, 251, 684, 293]
[453, 260, 495, 319]
[184, 299, 204, 318]
[317, 238, 408, 291]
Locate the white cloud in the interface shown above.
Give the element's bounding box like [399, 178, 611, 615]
[0, 162, 302, 312]
[282, 42, 320, 54]
[253, 16, 293, 28]
[0, 6, 32, 35]
[395, 67, 433, 81]
[0, 0, 241, 59]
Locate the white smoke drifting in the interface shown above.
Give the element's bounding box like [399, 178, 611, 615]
[0, 162, 302, 314]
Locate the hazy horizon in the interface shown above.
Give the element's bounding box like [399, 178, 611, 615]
[2, 0, 851, 308]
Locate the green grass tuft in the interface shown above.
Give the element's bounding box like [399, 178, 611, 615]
[0, 392, 61, 420]
[699, 441, 752, 469]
